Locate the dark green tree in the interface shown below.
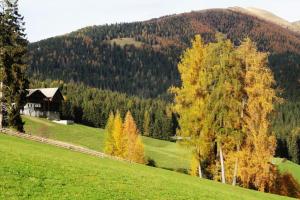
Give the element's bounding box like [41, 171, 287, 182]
[0, 0, 28, 131]
[288, 128, 300, 164]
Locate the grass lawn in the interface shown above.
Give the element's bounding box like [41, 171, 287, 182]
[274, 158, 300, 183]
[23, 116, 191, 170]
[0, 134, 290, 200]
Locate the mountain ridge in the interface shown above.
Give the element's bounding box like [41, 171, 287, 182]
[28, 8, 300, 99]
[229, 7, 300, 34]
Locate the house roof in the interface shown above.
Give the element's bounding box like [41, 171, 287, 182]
[27, 88, 61, 99]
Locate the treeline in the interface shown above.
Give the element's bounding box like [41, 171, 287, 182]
[28, 9, 300, 99]
[30, 79, 177, 140]
[273, 101, 300, 163]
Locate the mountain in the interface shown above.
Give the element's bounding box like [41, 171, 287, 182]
[293, 21, 300, 29]
[229, 7, 300, 33]
[28, 8, 300, 99]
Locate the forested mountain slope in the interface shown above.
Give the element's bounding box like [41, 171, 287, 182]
[28, 8, 300, 99]
[27, 8, 300, 163]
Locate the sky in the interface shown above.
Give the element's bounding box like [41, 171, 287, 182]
[19, 0, 300, 42]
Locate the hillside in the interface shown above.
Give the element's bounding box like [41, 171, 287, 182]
[0, 134, 291, 199]
[22, 115, 300, 182]
[23, 116, 191, 170]
[275, 158, 300, 183]
[293, 21, 300, 29]
[26, 8, 300, 167]
[28, 8, 300, 99]
[229, 7, 300, 33]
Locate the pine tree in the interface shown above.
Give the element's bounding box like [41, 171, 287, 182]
[143, 110, 150, 136]
[104, 112, 115, 155]
[0, 0, 28, 131]
[287, 128, 300, 164]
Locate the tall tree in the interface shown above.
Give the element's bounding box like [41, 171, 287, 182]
[171, 35, 243, 181]
[0, 0, 28, 131]
[170, 35, 212, 178]
[236, 39, 279, 192]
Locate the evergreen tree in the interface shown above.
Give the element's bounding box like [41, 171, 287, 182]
[0, 0, 28, 131]
[142, 110, 150, 136]
[287, 128, 300, 164]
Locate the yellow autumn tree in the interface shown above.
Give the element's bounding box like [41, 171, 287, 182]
[171, 34, 243, 181]
[104, 112, 115, 155]
[236, 38, 279, 192]
[170, 35, 213, 178]
[123, 111, 145, 164]
[132, 135, 145, 164]
[112, 111, 127, 158]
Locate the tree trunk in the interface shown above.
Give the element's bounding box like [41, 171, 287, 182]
[198, 162, 202, 178]
[232, 157, 238, 186]
[220, 145, 226, 184]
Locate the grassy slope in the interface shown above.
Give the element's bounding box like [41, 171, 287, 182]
[274, 158, 300, 183]
[23, 116, 191, 170]
[0, 134, 290, 200]
[108, 37, 145, 48]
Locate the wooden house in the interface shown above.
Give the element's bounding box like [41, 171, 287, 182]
[21, 88, 64, 120]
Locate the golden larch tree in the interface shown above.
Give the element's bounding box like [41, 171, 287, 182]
[237, 38, 279, 192]
[123, 111, 145, 163]
[104, 112, 115, 155]
[112, 111, 127, 158]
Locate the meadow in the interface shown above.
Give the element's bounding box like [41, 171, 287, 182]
[0, 134, 291, 200]
[23, 116, 191, 171]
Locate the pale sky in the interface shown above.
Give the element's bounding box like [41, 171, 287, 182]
[19, 0, 300, 42]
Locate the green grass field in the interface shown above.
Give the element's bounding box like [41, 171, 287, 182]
[274, 158, 300, 183]
[0, 134, 290, 200]
[23, 116, 191, 170]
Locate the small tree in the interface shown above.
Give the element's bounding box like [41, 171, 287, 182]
[104, 112, 115, 155]
[123, 111, 145, 163]
[112, 111, 126, 157]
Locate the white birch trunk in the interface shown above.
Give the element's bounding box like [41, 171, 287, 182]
[232, 157, 238, 186]
[220, 145, 226, 184]
[198, 163, 202, 178]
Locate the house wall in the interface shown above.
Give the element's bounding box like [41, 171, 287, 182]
[21, 103, 60, 120]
